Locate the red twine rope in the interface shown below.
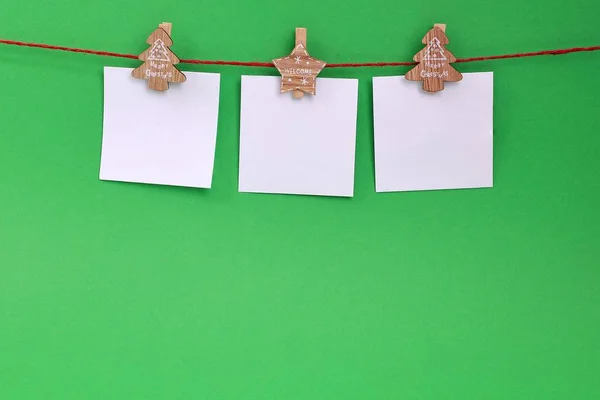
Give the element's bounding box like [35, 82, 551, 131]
[1, 39, 599, 68]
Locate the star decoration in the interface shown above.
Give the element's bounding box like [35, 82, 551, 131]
[273, 43, 326, 96]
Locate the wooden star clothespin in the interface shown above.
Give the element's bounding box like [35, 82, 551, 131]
[273, 28, 327, 99]
[131, 22, 186, 91]
[405, 24, 462, 93]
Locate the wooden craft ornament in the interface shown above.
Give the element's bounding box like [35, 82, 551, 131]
[131, 22, 186, 91]
[273, 28, 326, 99]
[405, 24, 462, 93]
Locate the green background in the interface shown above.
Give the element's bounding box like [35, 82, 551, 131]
[1, 0, 599, 398]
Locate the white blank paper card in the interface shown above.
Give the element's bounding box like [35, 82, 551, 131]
[373, 72, 493, 193]
[238, 75, 359, 197]
[100, 67, 221, 188]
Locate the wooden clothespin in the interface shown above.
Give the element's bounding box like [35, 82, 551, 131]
[405, 23, 462, 93]
[132, 22, 186, 91]
[273, 28, 327, 99]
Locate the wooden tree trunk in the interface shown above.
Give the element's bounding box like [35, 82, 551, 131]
[423, 78, 444, 93]
[149, 76, 169, 91]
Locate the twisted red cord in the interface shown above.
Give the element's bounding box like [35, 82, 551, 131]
[1, 39, 598, 68]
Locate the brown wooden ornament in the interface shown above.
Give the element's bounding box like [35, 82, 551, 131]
[131, 22, 186, 91]
[405, 24, 462, 93]
[273, 28, 326, 99]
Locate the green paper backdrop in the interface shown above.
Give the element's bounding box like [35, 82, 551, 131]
[1, 0, 599, 398]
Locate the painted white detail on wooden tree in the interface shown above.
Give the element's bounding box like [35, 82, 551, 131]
[146, 39, 172, 62]
[422, 37, 447, 61]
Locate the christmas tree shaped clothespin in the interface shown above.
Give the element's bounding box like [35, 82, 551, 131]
[405, 24, 462, 93]
[273, 28, 327, 99]
[132, 22, 186, 91]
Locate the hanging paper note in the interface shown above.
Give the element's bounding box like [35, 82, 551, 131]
[238, 75, 358, 197]
[373, 72, 493, 192]
[100, 67, 220, 188]
[405, 24, 462, 92]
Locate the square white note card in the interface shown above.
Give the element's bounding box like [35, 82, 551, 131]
[373, 72, 493, 193]
[100, 67, 220, 188]
[239, 75, 359, 197]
